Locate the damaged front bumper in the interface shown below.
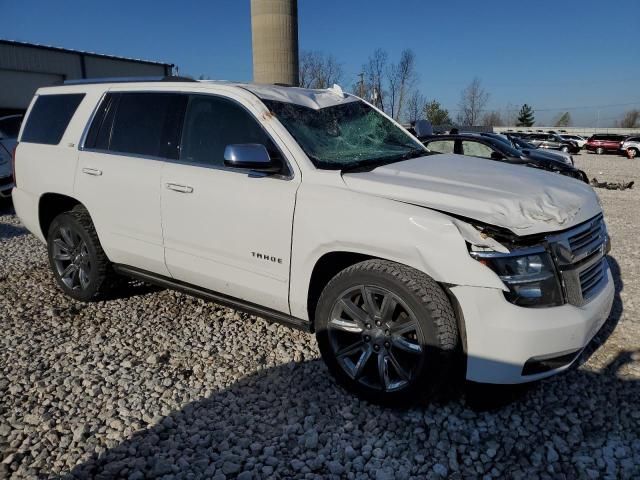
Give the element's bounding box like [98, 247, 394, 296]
[450, 214, 615, 384]
[450, 262, 614, 383]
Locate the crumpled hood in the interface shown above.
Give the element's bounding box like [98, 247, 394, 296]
[342, 154, 601, 236]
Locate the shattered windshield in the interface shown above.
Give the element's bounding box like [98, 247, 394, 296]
[262, 99, 427, 170]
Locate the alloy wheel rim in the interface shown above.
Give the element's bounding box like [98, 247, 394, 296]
[327, 285, 424, 392]
[52, 226, 91, 290]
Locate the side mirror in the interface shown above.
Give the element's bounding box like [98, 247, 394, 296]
[224, 144, 280, 173]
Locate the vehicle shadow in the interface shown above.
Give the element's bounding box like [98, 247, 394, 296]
[61, 259, 635, 479]
[63, 353, 639, 479]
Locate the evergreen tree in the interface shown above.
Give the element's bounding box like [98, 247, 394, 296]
[554, 112, 572, 127]
[423, 100, 452, 125]
[517, 104, 535, 127]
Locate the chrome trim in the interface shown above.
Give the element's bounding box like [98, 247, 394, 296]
[78, 90, 296, 181]
[78, 148, 294, 181]
[469, 245, 546, 259]
[547, 215, 608, 307]
[78, 91, 107, 150]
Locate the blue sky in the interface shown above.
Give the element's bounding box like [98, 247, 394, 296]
[4, 0, 639, 126]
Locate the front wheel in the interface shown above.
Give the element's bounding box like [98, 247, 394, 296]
[627, 148, 638, 159]
[315, 259, 460, 405]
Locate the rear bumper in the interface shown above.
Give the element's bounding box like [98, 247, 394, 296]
[451, 261, 615, 384]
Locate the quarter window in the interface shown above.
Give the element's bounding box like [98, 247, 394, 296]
[21, 94, 85, 145]
[180, 95, 279, 168]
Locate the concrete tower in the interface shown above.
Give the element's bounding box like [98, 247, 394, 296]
[250, 0, 299, 86]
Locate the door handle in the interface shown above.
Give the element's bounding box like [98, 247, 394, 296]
[82, 168, 102, 176]
[166, 183, 194, 194]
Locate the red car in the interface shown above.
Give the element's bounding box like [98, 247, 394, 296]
[585, 134, 626, 154]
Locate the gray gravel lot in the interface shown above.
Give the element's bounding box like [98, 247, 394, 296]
[1, 152, 639, 479]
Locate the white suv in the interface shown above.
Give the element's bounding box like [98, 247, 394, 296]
[12, 79, 614, 404]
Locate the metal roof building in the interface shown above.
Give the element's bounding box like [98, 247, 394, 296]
[0, 39, 174, 116]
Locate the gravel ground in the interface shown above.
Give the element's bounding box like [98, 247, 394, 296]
[1, 153, 639, 479]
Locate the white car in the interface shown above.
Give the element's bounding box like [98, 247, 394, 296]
[0, 115, 21, 198]
[560, 134, 587, 149]
[12, 79, 614, 404]
[620, 136, 640, 158]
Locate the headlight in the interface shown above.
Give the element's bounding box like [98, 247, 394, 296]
[471, 248, 563, 307]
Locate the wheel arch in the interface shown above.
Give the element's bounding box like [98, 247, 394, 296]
[38, 193, 83, 239]
[305, 250, 467, 345]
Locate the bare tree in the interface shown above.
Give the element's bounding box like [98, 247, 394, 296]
[362, 49, 388, 111]
[457, 77, 489, 126]
[482, 111, 504, 127]
[617, 109, 640, 128]
[299, 51, 343, 89]
[387, 49, 417, 121]
[405, 90, 425, 124]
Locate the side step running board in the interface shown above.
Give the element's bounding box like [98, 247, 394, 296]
[113, 264, 312, 332]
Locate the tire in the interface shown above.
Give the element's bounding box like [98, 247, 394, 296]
[315, 259, 459, 406]
[627, 148, 638, 159]
[596, 147, 604, 155]
[47, 205, 118, 302]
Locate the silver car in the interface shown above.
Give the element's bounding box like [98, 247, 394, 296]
[0, 115, 21, 198]
[620, 136, 640, 159]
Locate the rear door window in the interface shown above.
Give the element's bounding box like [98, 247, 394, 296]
[110, 93, 187, 158]
[86, 92, 187, 159]
[21, 94, 85, 145]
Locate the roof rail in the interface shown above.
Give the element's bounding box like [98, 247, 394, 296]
[61, 76, 197, 86]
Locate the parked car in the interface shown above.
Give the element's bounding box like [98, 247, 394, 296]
[12, 79, 613, 404]
[585, 134, 627, 154]
[523, 133, 580, 153]
[0, 114, 22, 198]
[481, 133, 575, 165]
[422, 133, 588, 182]
[560, 134, 587, 148]
[619, 136, 640, 158]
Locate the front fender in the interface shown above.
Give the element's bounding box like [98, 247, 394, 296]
[288, 184, 505, 321]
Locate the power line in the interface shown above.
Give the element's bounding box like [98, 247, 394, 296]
[449, 101, 640, 113]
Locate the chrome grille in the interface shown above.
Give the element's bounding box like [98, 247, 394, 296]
[580, 259, 606, 300]
[567, 219, 605, 260]
[548, 215, 608, 306]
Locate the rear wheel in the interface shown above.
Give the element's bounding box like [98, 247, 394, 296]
[627, 148, 638, 159]
[315, 259, 459, 405]
[47, 205, 119, 301]
[596, 147, 604, 155]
